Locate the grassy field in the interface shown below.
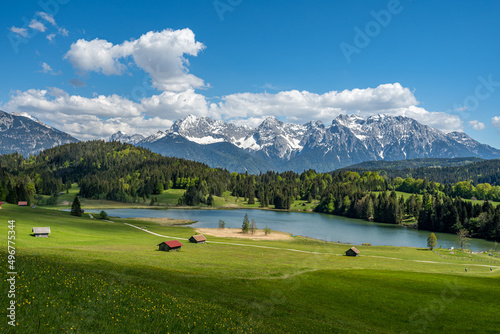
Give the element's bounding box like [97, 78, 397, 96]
[43, 185, 318, 212]
[44, 185, 499, 215]
[0, 204, 499, 333]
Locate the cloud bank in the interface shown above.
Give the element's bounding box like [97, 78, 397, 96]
[64, 28, 206, 91]
[5, 28, 465, 140]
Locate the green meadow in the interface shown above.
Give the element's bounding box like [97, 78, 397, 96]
[1, 204, 499, 333]
[43, 185, 321, 213]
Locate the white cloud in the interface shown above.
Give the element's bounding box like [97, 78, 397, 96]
[29, 19, 46, 32]
[46, 33, 56, 42]
[41, 62, 53, 74]
[40, 62, 61, 75]
[492, 116, 500, 129]
[58, 27, 69, 36]
[229, 116, 270, 128]
[7, 89, 143, 118]
[37, 12, 56, 26]
[141, 89, 210, 118]
[4, 83, 467, 139]
[468, 120, 486, 131]
[64, 28, 206, 91]
[216, 83, 462, 132]
[4, 87, 206, 139]
[44, 114, 173, 141]
[9, 26, 28, 37]
[64, 38, 130, 75]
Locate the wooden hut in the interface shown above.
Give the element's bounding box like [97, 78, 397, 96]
[345, 247, 360, 257]
[158, 240, 183, 252]
[32, 227, 51, 238]
[189, 234, 207, 244]
[0, 202, 4, 209]
[18, 201, 28, 206]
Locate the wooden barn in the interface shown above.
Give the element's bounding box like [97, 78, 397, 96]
[32, 227, 51, 238]
[345, 247, 360, 257]
[189, 234, 207, 244]
[18, 201, 28, 206]
[158, 240, 183, 252]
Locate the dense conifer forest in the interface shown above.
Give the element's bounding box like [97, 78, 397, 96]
[1, 141, 499, 241]
[342, 158, 500, 186]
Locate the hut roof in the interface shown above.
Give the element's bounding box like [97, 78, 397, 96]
[33, 227, 51, 234]
[191, 234, 207, 242]
[18, 201, 28, 206]
[349, 247, 360, 254]
[160, 240, 183, 248]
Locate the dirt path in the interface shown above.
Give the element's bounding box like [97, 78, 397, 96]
[122, 222, 500, 269]
[123, 222, 327, 254]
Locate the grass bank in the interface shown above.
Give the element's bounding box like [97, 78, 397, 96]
[0, 205, 499, 333]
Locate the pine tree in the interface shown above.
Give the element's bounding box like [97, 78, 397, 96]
[250, 219, 257, 234]
[457, 229, 470, 251]
[218, 219, 226, 229]
[264, 225, 271, 235]
[242, 213, 250, 233]
[427, 233, 437, 250]
[207, 193, 214, 206]
[71, 196, 82, 217]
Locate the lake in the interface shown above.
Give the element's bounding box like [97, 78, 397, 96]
[86, 208, 497, 252]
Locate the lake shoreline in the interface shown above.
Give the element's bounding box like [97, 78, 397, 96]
[78, 207, 498, 252]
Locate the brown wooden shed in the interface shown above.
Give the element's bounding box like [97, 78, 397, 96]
[189, 234, 207, 244]
[158, 240, 183, 252]
[345, 247, 360, 257]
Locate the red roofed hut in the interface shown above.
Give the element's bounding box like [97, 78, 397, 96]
[18, 201, 28, 206]
[189, 234, 207, 244]
[158, 240, 183, 252]
[0, 202, 4, 209]
[346, 247, 360, 257]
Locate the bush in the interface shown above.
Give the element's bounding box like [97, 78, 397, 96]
[99, 210, 108, 220]
[218, 219, 225, 229]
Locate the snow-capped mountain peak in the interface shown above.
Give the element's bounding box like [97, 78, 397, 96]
[112, 113, 500, 173]
[109, 131, 145, 144]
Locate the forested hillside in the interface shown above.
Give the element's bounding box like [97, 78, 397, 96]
[341, 157, 484, 171]
[1, 141, 499, 241]
[342, 158, 500, 186]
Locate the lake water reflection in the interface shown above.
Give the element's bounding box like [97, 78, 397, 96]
[87, 208, 497, 252]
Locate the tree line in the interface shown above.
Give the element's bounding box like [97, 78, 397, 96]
[0, 141, 499, 241]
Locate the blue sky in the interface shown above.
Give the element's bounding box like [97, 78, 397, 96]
[1, 0, 500, 147]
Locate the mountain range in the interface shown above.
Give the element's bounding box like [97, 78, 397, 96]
[112, 114, 500, 173]
[2, 109, 500, 173]
[0, 110, 78, 157]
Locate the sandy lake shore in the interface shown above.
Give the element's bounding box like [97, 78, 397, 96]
[195, 227, 293, 240]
